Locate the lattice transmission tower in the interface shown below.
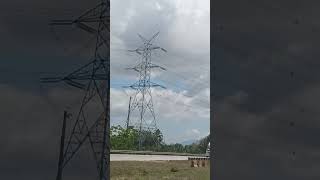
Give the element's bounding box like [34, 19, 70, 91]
[41, 1, 110, 180]
[124, 32, 167, 150]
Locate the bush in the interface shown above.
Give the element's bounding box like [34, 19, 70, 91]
[142, 169, 148, 176]
[170, 167, 178, 172]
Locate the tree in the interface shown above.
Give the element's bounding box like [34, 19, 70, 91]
[198, 134, 210, 153]
[110, 125, 139, 150]
[111, 125, 210, 155]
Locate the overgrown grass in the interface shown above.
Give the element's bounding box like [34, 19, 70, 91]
[111, 160, 210, 180]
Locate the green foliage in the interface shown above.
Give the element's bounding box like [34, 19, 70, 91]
[110, 125, 164, 151]
[141, 169, 148, 176]
[170, 167, 178, 172]
[110, 125, 210, 154]
[110, 125, 139, 150]
[198, 134, 210, 153]
[158, 134, 210, 154]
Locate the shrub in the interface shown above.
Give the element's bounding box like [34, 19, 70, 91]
[170, 167, 178, 172]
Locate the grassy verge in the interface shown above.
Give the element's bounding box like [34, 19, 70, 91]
[111, 160, 210, 180]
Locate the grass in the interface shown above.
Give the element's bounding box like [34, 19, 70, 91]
[111, 160, 210, 180]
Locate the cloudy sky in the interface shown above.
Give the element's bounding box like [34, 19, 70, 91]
[0, 0, 209, 179]
[213, 0, 320, 179]
[110, 0, 210, 144]
[2, 0, 320, 179]
[0, 0, 108, 179]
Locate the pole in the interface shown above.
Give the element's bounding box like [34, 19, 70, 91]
[99, 116, 107, 180]
[56, 111, 68, 180]
[126, 96, 132, 129]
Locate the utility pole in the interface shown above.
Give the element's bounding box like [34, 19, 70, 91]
[41, 1, 110, 179]
[124, 32, 167, 150]
[126, 96, 132, 129]
[56, 111, 70, 180]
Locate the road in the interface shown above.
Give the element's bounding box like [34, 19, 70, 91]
[110, 154, 191, 161]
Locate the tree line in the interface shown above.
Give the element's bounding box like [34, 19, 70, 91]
[111, 125, 210, 154]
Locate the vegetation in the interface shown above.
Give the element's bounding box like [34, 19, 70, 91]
[111, 125, 210, 154]
[110, 160, 210, 180]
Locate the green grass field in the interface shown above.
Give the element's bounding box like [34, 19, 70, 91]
[111, 160, 210, 180]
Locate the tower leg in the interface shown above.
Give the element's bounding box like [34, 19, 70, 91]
[56, 111, 68, 180]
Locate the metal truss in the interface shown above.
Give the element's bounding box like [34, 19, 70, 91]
[124, 32, 167, 150]
[41, 1, 110, 180]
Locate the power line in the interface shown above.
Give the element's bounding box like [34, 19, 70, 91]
[153, 76, 209, 104]
[110, 50, 210, 103]
[110, 76, 209, 106]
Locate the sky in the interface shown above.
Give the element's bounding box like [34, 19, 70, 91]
[1, 0, 320, 179]
[0, 0, 109, 179]
[110, 0, 210, 144]
[0, 0, 209, 179]
[213, 0, 320, 179]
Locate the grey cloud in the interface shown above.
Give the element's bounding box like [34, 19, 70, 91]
[0, 84, 101, 179]
[0, 0, 102, 57]
[111, 0, 210, 90]
[213, 1, 320, 178]
[214, 86, 320, 179]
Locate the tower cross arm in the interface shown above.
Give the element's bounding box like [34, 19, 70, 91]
[149, 82, 166, 89]
[49, 20, 74, 25]
[128, 48, 144, 55]
[125, 67, 140, 72]
[149, 63, 166, 70]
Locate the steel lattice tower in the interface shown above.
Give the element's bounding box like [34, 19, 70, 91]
[124, 32, 167, 150]
[41, 1, 110, 180]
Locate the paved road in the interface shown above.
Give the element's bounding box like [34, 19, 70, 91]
[110, 154, 190, 161]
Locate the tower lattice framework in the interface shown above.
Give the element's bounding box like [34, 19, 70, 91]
[41, 1, 110, 180]
[125, 32, 167, 150]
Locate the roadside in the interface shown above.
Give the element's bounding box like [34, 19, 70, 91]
[111, 160, 210, 180]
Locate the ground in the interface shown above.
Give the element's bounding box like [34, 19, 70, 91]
[110, 160, 210, 180]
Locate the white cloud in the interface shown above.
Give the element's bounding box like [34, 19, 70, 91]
[111, 86, 209, 143]
[111, 0, 210, 143]
[191, 129, 200, 135]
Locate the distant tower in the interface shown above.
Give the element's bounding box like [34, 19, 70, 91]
[124, 32, 167, 150]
